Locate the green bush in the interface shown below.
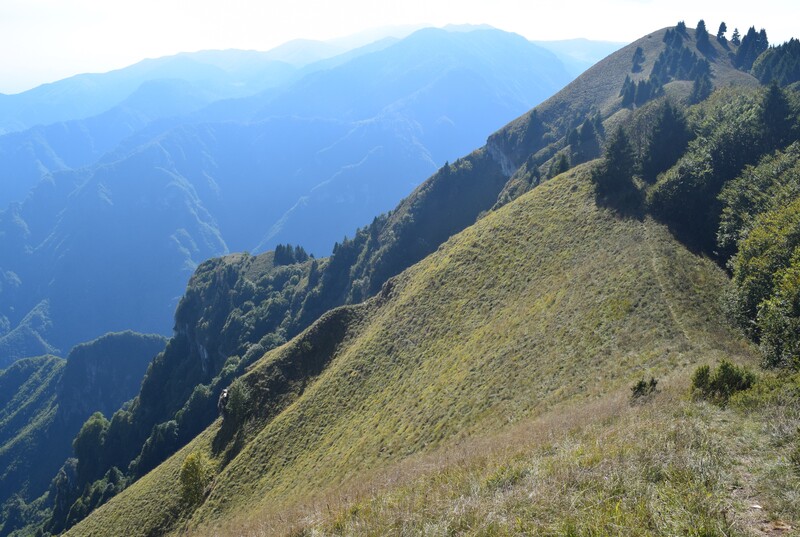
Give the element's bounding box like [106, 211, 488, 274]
[225, 379, 252, 429]
[630, 377, 658, 401]
[179, 452, 214, 507]
[692, 360, 755, 403]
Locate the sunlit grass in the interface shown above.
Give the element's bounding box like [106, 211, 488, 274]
[69, 166, 755, 537]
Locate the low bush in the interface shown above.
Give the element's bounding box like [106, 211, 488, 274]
[692, 360, 755, 403]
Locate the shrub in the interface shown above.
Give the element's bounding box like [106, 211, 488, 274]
[179, 452, 214, 507]
[631, 377, 658, 401]
[225, 379, 252, 428]
[692, 360, 755, 403]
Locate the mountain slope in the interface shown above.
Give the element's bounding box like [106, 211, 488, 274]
[487, 26, 759, 205]
[40, 25, 769, 529]
[0, 331, 165, 532]
[67, 164, 754, 536]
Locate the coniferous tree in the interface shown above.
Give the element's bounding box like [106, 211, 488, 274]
[677, 21, 687, 34]
[620, 75, 635, 106]
[731, 28, 741, 46]
[717, 22, 727, 41]
[592, 127, 635, 198]
[753, 38, 800, 86]
[735, 26, 769, 70]
[569, 117, 601, 163]
[695, 20, 712, 53]
[632, 46, 645, 72]
[761, 81, 793, 151]
[641, 101, 691, 183]
[548, 152, 570, 179]
[690, 72, 713, 103]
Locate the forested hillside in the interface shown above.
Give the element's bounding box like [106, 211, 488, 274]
[0, 332, 165, 536]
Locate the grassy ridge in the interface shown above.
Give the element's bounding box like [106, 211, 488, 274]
[218, 371, 797, 536]
[69, 164, 753, 536]
[490, 26, 759, 207]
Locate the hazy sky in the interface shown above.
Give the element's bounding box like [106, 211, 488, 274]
[1, 0, 797, 94]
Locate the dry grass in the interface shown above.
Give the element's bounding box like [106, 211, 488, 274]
[192, 368, 800, 537]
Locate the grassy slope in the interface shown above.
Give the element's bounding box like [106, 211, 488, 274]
[69, 164, 754, 536]
[237, 372, 799, 536]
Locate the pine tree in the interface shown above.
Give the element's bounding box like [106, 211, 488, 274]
[735, 26, 769, 70]
[761, 81, 793, 151]
[632, 46, 645, 72]
[717, 22, 727, 41]
[695, 20, 711, 52]
[731, 28, 741, 46]
[620, 75, 635, 106]
[592, 127, 635, 197]
[690, 73, 713, 103]
[640, 101, 691, 183]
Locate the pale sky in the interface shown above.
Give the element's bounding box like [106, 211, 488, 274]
[1, 0, 797, 94]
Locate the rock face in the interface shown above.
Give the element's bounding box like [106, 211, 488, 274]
[58, 331, 168, 422]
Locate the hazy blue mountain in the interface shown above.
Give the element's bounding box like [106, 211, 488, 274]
[0, 52, 302, 136]
[0, 79, 226, 207]
[254, 28, 568, 121]
[249, 28, 572, 251]
[0, 27, 574, 361]
[259, 38, 349, 66]
[0, 37, 424, 208]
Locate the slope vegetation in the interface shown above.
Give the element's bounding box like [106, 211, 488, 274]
[487, 25, 758, 205]
[68, 164, 753, 536]
[0, 331, 165, 535]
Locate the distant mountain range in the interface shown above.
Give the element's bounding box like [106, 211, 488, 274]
[0, 27, 618, 362]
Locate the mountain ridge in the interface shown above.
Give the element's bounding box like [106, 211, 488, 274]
[7, 20, 800, 535]
[0, 26, 572, 360]
[0, 331, 165, 526]
[66, 163, 754, 536]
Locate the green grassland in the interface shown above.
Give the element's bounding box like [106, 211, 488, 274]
[226, 370, 799, 536]
[68, 163, 755, 536]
